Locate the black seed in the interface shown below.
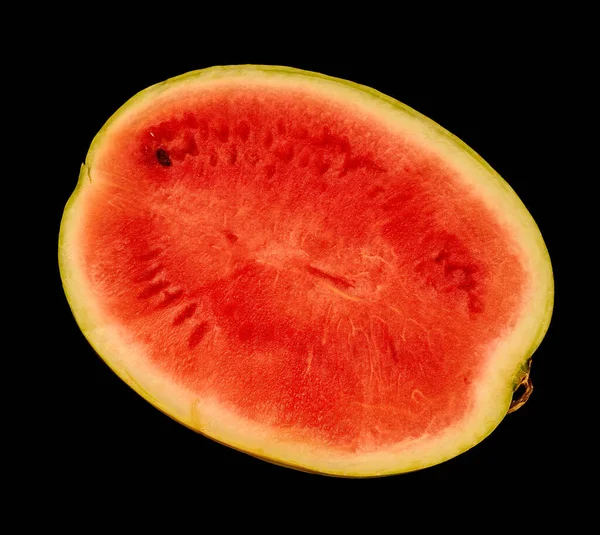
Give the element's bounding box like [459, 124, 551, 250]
[156, 149, 172, 167]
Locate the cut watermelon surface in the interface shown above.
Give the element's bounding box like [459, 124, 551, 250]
[59, 65, 553, 476]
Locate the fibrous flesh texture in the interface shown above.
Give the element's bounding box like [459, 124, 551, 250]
[59, 66, 553, 476]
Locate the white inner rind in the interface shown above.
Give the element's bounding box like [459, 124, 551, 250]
[59, 65, 554, 477]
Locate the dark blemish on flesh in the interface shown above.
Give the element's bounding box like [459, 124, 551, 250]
[156, 149, 172, 167]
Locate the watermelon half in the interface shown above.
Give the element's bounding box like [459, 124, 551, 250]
[59, 65, 553, 477]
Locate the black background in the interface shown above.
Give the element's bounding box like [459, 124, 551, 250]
[48, 38, 566, 505]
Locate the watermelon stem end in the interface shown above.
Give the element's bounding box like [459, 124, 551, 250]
[508, 360, 533, 414]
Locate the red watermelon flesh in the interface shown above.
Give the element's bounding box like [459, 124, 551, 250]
[59, 66, 553, 476]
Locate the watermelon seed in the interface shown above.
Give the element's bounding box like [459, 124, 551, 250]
[188, 322, 210, 348]
[137, 280, 170, 299]
[133, 264, 164, 283]
[173, 303, 198, 326]
[157, 289, 184, 309]
[135, 248, 162, 262]
[224, 231, 238, 244]
[156, 149, 172, 167]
